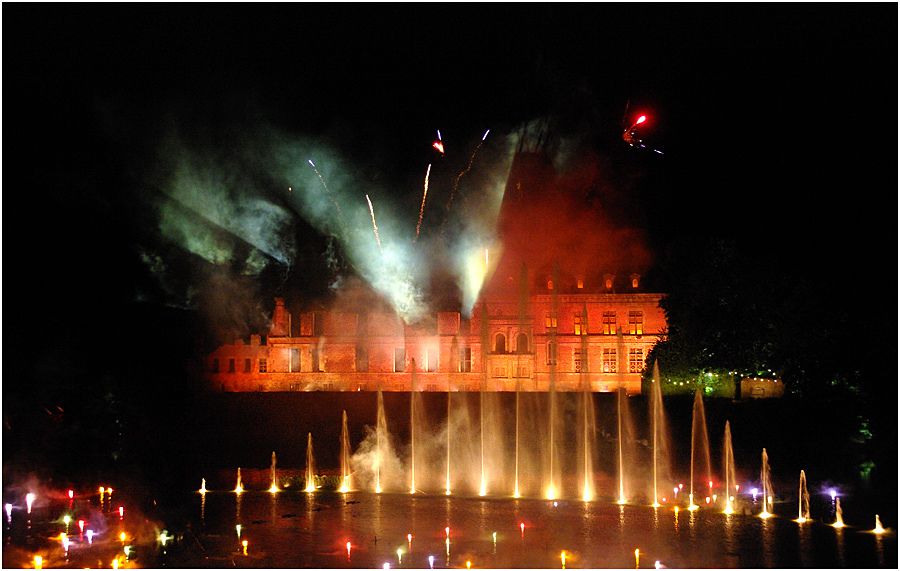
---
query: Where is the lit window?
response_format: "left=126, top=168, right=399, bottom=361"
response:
left=356, top=345, right=368, bottom=372
left=547, top=342, right=558, bottom=366
left=516, top=333, right=528, bottom=354
left=426, top=348, right=438, bottom=372
left=605, top=279, right=613, bottom=289
left=577, top=278, right=584, bottom=289
left=394, top=348, right=406, bottom=372
left=312, top=347, right=323, bottom=372
left=628, top=311, right=643, bottom=335
left=244, top=358, right=251, bottom=373
left=545, top=315, right=558, bottom=330
left=459, top=347, right=472, bottom=372
left=211, top=358, right=220, bottom=373
left=631, top=274, right=640, bottom=289
left=602, top=349, right=617, bottom=373
left=629, top=348, right=644, bottom=373
left=574, top=313, right=587, bottom=335
left=547, top=280, right=554, bottom=290
left=291, top=348, right=301, bottom=372
left=603, top=312, right=616, bottom=335
left=228, top=358, right=235, bottom=373
left=574, top=348, right=587, bottom=373
left=494, top=333, right=507, bottom=353
left=258, top=358, right=267, bottom=373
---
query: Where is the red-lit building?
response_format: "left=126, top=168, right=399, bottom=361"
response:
left=206, top=143, right=667, bottom=394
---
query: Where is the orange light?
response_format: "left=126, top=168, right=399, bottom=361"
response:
left=432, top=141, right=445, bottom=155
left=34, top=555, right=43, bottom=570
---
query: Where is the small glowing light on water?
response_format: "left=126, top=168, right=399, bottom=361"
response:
left=678, top=483, right=683, bottom=490
left=760, top=510, right=772, bottom=519
left=61, top=534, right=70, bottom=552
left=346, top=541, right=352, bottom=557
left=553, top=501, right=559, bottom=508
left=634, top=548, right=640, bottom=568
left=67, top=490, right=74, bottom=500
left=112, top=558, right=119, bottom=570
left=63, top=515, right=71, bottom=531
left=159, top=531, right=171, bottom=546
left=445, top=526, right=450, bottom=538
left=407, top=533, right=413, bottom=545
left=428, top=555, right=435, bottom=569
left=560, top=551, right=567, bottom=569
left=796, top=516, right=807, bottom=524
left=546, top=486, right=558, bottom=500
left=751, top=488, right=759, bottom=500
left=383, top=563, right=391, bottom=570
left=268, top=484, right=280, bottom=494
left=86, top=530, right=94, bottom=544
left=736, top=485, right=740, bottom=492
left=107, top=488, right=113, bottom=497
left=78, top=519, right=85, bottom=533
left=705, top=497, right=711, bottom=504
left=674, top=506, right=679, bottom=514
left=396, top=548, right=403, bottom=564
left=712, top=494, right=717, bottom=501
left=708, top=481, right=713, bottom=489
left=492, top=531, right=497, bottom=544
left=874, top=515, right=885, bottom=534
left=242, top=539, right=248, bottom=555
left=118, top=506, right=124, bottom=519
left=124, top=546, right=132, bottom=558
left=466, top=560, right=472, bottom=569
left=5, top=503, right=12, bottom=521
left=651, top=502, right=661, bottom=508
left=655, top=560, right=662, bottom=569
left=34, top=555, right=43, bottom=569
left=99, top=486, right=105, bottom=496
left=617, top=496, right=627, bottom=506
left=26, top=493, right=36, bottom=514
left=236, top=524, right=242, bottom=537
left=119, top=532, right=126, bottom=543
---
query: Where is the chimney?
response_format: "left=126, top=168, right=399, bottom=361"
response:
left=269, top=297, right=288, bottom=337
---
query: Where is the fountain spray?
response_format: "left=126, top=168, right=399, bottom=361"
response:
left=796, top=470, right=810, bottom=523
left=723, top=422, right=736, bottom=514
left=479, top=306, right=489, bottom=497
left=340, top=410, right=352, bottom=492
left=688, top=390, right=711, bottom=511
left=833, top=497, right=845, bottom=528
left=269, top=451, right=280, bottom=493
left=759, top=448, right=773, bottom=518
left=375, top=390, right=387, bottom=494
left=410, top=366, right=417, bottom=495
left=234, top=468, right=244, bottom=494
left=445, top=387, right=451, bottom=496
left=616, top=386, right=627, bottom=505
left=305, top=433, right=317, bottom=492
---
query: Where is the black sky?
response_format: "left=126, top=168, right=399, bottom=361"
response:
left=3, top=4, right=897, bottom=368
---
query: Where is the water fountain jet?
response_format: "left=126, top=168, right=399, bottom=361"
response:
left=234, top=468, right=244, bottom=494
left=796, top=470, right=810, bottom=523
left=305, top=433, right=317, bottom=492
left=268, top=451, right=280, bottom=493
left=833, top=497, right=845, bottom=528
left=340, top=410, right=352, bottom=492
left=873, top=514, right=885, bottom=534
left=688, top=390, right=711, bottom=511
left=759, top=448, right=774, bottom=518
left=722, top=422, right=736, bottom=514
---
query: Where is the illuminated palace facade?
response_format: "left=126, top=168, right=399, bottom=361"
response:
left=205, top=143, right=667, bottom=394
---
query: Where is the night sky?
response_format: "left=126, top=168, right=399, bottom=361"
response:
left=3, top=6, right=896, bottom=402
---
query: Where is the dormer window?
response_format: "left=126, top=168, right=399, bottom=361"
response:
left=576, top=278, right=584, bottom=289
left=547, top=279, right=554, bottom=290
left=630, top=273, right=640, bottom=289
left=604, top=274, right=615, bottom=290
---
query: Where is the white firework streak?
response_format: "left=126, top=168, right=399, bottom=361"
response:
left=365, top=194, right=383, bottom=253
left=414, top=163, right=432, bottom=242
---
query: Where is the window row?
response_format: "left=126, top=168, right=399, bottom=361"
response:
left=545, top=311, right=643, bottom=335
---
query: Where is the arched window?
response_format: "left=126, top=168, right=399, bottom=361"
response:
left=494, top=333, right=506, bottom=354
left=517, top=333, right=528, bottom=354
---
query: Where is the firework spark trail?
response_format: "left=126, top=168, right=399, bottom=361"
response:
left=365, top=194, right=383, bottom=253
left=308, top=159, right=346, bottom=229
left=445, top=129, right=490, bottom=214
left=414, top=163, right=432, bottom=242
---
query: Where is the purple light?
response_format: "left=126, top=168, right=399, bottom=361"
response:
left=829, top=489, right=837, bottom=500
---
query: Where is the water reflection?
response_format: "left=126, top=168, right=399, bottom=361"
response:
left=760, top=516, right=774, bottom=568
left=797, top=519, right=811, bottom=567
left=834, top=527, right=845, bottom=567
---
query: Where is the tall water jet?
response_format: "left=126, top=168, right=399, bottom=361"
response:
left=268, top=451, right=280, bottom=493
left=445, top=388, right=451, bottom=495
left=305, top=433, right=317, bottom=492
left=648, top=361, right=671, bottom=507
left=410, top=364, right=418, bottom=494
left=478, top=307, right=489, bottom=497
left=339, top=410, right=352, bottom=492
left=722, top=422, right=736, bottom=514
left=796, top=470, right=810, bottom=523
left=873, top=514, right=885, bottom=534
left=688, top=390, right=711, bottom=511
left=513, top=263, right=528, bottom=499
left=616, top=386, right=627, bottom=504
left=578, top=304, right=595, bottom=502
left=199, top=478, right=207, bottom=494
left=545, top=265, right=560, bottom=500
left=759, top=448, right=774, bottom=518
left=234, top=468, right=244, bottom=494
left=375, top=390, right=387, bottom=493
left=833, top=497, right=845, bottom=528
